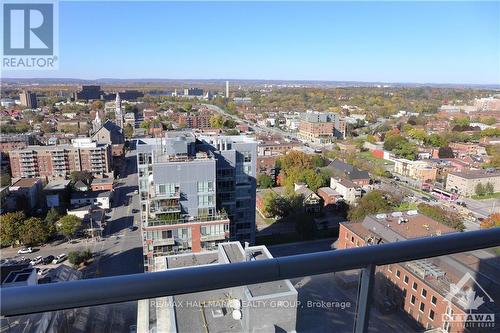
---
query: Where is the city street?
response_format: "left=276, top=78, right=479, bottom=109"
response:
left=0, top=149, right=143, bottom=333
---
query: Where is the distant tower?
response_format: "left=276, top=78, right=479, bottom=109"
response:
left=225, top=81, right=229, bottom=98
left=115, top=92, right=123, bottom=128
left=92, top=110, right=102, bottom=133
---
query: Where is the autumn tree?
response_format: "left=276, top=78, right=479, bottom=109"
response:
left=480, top=213, right=500, bottom=229
left=209, top=114, right=224, bottom=128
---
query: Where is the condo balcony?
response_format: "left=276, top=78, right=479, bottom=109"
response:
left=145, top=212, right=229, bottom=227
left=1, top=229, right=499, bottom=333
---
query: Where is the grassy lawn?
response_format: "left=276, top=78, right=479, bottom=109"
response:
left=357, top=151, right=394, bottom=166
left=471, top=192, right=500, bottom=200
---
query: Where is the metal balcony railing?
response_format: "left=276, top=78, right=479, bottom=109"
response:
left=1, top=228, right=500, bottom=333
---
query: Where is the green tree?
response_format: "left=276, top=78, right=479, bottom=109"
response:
left=438, top=147, right=454, bottom=158
left=19, top=217, right=52, bottom=246
left=70, top=171, right=93, bottom=185
left=223, top=119, right=237, bottom=128
left=475, top=183, right=486, bottom=197
left=57, top=215, right=82, bottom=239
left=348, top=191, right=395, bottom=222
left=123, top=123, right=134, bottom=139
left=0, top=211, right=24, bottom=246
left=485, top=182, right=494, bottom=194
left=257, top=174, right=273, bottom=189
left=209, top=114, right=224, bottom=128
left=0, top=171, right=11, bottom=187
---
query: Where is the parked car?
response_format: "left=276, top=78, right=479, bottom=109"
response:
left=52, top=254, right=67, bottom=264
left=30, top=256, right=43, bottom=266
left=420, top=197, right=430, bottom=203
left=134, top=189, right=139, bottom=194
left=42, top=255, right=55, bottom=265
left=18, top=257, right=30, bottom=264
left=456, top=200, right=467, bottom=207
left=128, top=226, right=137, bottom=231
left=132, top=208, right=139, bottom=213
left=37, top=268, right=50, bottom=276
left=18, top=247, right=32, bottom=254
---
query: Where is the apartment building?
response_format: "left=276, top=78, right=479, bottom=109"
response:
left=298, top=111, right=346, bottom=144
left=338, top=212, right=499, bottom=332
left=137, top=133, right=256, bottom=271
left=445, top=170, right=500, bottom=197
left=9, top=138, right=112, bottom=181
left=197, top=134, right=257, bottom=245
left=177, top=112, right=211, bottom=129
left=393, top=158, right=438, bottom=183
left=19, top=91, right=37, bottom=109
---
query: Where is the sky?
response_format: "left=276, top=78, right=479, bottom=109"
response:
left=2, top=1, right=500, bottom=84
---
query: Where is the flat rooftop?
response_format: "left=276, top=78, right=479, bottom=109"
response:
left=449, top=169, right=500, bottom=179
left=11, top=178, right=39, bottom=188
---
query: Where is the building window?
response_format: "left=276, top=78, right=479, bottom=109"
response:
left=351, top=236, right=354, bottom=243
left=404, top=275, right=409, bottom=284
left=410, top=295, right=416, bottom=305
left=419, top=302, right=425, bottom=313
left=421, top=289, right=427, bottom=299
left=429, top=309, right=435, bottom=320
left=431, top=296, right=437, bottom=306
left=197, top=181, right=214, bottom=193
left=396, top=270, right=401, bottom=279
left=412, top=282, right=418, bottom=291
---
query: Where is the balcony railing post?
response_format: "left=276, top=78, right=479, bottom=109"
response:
left=353, top=264, right=375, bottom=333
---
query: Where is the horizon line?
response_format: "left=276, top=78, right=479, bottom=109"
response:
left=2, top=77, right=500, bottom=87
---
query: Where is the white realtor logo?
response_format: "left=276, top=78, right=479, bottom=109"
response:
left=445, top=272, right=493, bottom=311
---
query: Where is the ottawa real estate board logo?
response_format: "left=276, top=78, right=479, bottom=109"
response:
left=2, top=0, right=58, bottom=70
left=443, top=272, right=495, bottom=329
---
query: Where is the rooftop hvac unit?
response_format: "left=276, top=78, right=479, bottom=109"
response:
left=375, top=213, right=387, bottom=219
left=232, top=309, right=242, bottom=320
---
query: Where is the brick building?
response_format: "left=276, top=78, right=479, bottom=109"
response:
left=9, top=138, right=112, bottom=181
left=338, top=212, right=499, bottom=332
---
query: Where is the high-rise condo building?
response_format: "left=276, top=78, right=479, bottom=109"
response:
left=136, top=132, right=256, bottom=272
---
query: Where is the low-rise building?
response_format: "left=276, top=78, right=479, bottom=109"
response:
left=317, top=186, right=341, bottom=207
left=445, top=170, right=500, bottom=197
left=90, top=178, right=114, bottom=191
left=70, top=190, right=113, bottom=210
left=7, top=178, right=42, bottom=211
left=330, top=177, right=362, bottom=204
left=44, top=179, right=71, bottom=209
left=326, top=159, right=370, bottom=186
left=393, top=159, right=437, bottom=183
left=338, top=212, right=499, bottom=333
left=0, top=264, right=37, bottom=288
left=294, top=183, right=321, bottom=213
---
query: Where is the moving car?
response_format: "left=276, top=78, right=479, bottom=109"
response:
left=52, top=254, right=67, bottom=264
left=30, top=256, right=43, bottom=266
left=18, top=247, right=32, bottom=254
